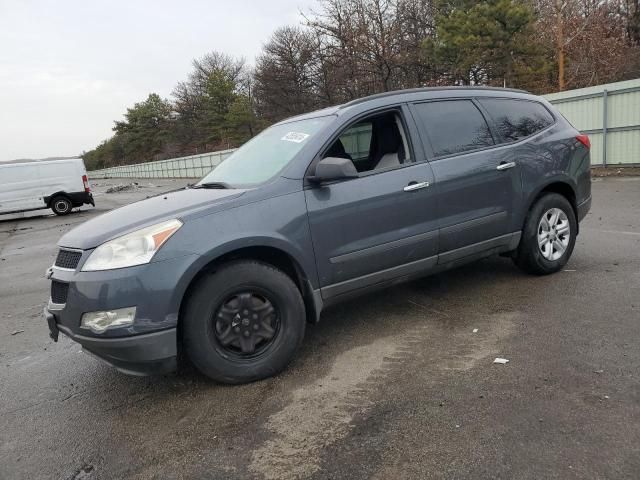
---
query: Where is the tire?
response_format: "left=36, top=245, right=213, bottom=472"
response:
left=51, top=196, right=73, bottom=216
left=183, top=261, right=306, bottom=384
left=513, top=193, right=577, bottom=275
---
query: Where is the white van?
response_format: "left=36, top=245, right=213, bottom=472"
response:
left=0, top=157, right=94, bottom=216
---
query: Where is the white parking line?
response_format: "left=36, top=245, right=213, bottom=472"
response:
left=584, top=228, right=640, bottom=236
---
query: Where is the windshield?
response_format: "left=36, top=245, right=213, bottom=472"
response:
left=198, top=116, right=332, bottom=187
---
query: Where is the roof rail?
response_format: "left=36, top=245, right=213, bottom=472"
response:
left=338, top=86, right=531, bottom=109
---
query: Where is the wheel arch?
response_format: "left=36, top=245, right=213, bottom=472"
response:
left=43, top=191, right=72, bottom=207
left=176, top=242, right=322, bottom=343
left=523, top=179, right=579, bottom=234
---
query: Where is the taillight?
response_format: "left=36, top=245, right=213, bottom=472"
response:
left=82, top=175, right=91, bottom=192
left=576, top=134, right=590, bottom=149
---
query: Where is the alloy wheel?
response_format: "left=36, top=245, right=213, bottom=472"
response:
left=537, top=207, right=570, bottom=261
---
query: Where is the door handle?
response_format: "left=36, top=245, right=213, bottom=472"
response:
left=496, top=161, right=516, bottom=171
left=403, top=181, right=430, bottom=192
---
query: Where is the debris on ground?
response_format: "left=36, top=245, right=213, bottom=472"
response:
left=591, top=166, right=640, bottom=177
left=105, top=182, right=140, bottom=194
left=70, top=464, right=95, bottom=480
left=493, top=357, right=509, bottom=364
left=10, top=330, right=24, bottom=336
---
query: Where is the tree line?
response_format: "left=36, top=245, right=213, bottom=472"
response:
left=83, top=0, right=640, bottom=170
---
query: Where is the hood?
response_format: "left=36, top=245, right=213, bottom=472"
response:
left=59, top=187, right=245, bottom=249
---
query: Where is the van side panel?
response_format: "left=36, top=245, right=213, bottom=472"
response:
left=39, top=162, right=85, bottom=200
left=0, top=164, right=44, bottom=213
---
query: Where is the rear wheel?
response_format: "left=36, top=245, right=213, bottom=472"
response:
left=513, top=193, right=577, bottom=275
left=51, top=196, right=72, bottom=216
left=183, top=261, right=306, bottom=384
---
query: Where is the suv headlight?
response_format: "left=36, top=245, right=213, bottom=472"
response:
left=82, top=219, right=182, bottom=271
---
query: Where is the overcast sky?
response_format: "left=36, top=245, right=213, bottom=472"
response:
left=0, top=0, right=317, bottom=162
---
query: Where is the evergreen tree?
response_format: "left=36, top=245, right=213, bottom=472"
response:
left=112, top=93, right=173, bottom=161
left=424, top=0, right=547, bottom=88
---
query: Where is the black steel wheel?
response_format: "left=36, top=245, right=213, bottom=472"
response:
left=51, top=196, right=72, bottom=216
left=183, top=260, right=306, bottom=384
left=213, top=291, right=280, bottom=359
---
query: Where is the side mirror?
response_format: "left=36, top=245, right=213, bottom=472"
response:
left=309, top=157, right=358, bottom=183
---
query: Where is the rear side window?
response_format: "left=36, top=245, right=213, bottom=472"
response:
left=412, top=100, right=494, bottom=157
left=478, top=98, right=554, bottom=143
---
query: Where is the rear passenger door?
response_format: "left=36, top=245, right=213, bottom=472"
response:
left=409, top=99, right=521, bottom=261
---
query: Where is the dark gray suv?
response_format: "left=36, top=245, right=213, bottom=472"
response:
left=45, top=87, right=591, bottom=383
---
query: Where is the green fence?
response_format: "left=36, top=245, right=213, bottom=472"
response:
left=544, top=78, right=640, bottom=166
left=88, top=149, right=237, bottom=179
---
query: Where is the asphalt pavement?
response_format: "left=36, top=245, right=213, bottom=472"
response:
left=1, top=177, right=639, bottom=480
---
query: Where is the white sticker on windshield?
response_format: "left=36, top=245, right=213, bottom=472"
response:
left=281, top=132, right=310, bottom=143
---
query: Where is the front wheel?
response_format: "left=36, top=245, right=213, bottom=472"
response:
left=513, top=193, right=577, bottom=275
left=183, top=261, right=306, bottom=384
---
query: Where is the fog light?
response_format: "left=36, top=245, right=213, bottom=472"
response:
left=81, top=307, right=136, bottom=333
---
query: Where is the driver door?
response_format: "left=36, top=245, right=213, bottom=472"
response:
left=304, top=106, right=439, bottom=299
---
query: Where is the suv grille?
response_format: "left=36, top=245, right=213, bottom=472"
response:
left=51, top=281, right=69, bottom=304
left=55, top=249, right=82, bottom=269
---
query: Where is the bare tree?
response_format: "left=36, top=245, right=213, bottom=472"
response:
left=254, top=26, right=325, bottom=122
left=304, top=0, right=436, bottom=97
left=534, top=0, right=640, bottom=90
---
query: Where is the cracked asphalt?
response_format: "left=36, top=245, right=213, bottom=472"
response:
left=1, top=176, right=639, bottom=480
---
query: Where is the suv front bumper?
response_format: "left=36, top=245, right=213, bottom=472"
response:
left=45, top=307, right=176, bottom=375
left=44, top=253, right=200, bottom=376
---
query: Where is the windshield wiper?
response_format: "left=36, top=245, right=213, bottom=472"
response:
left=191, top=182, right=230, bottom=189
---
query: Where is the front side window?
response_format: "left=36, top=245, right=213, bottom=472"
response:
left=198, top=116, right=331, bottom=187
left=412, top=100, right=494, bottom=157
left=324, top=111, right=411, bottom=173
left=339, top=122, right=373, bottom=163
left=478, top=98, right=554, bottom=143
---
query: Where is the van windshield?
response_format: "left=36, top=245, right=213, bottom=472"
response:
left=198, top=116, right=331, bottom=188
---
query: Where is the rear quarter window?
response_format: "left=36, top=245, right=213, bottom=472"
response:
left=478, top=98, right=554, bottom=143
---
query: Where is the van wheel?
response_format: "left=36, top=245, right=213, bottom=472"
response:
left=183, top=261, right=306, bottom=384
left=51, top=196, right=73, bottom=216
left=513, top=193, right=577, bottom=275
